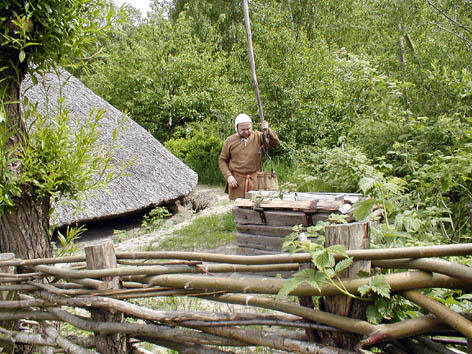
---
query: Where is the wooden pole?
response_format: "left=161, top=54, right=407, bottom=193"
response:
left=242, top=0, right=269, bottom=146
left=85, top=241, right=127, bottom=354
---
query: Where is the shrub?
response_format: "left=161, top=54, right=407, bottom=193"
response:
left=165, top=121, right=225, bottom=185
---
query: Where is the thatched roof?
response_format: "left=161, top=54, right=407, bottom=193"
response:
left=21, top=68, right=198, bottom=228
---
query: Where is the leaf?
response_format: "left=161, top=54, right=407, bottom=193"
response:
left=278, top=268, right=318, bottom=297
left=458, top=294, right=472, bottom=300
left=327, top=244, right=348, bottom=257
left=371, top=275, right=391, bottom=298
left=358, top=283, right=372, bottom=297
left=358, top=177, right=376, bottom=194
left=335, top=257, right=353, bottom=273
left=313, top=250, right=334, bottom=268
left=366, top=304, right=383, bottom=324
left=19, top=50, right=26, bottom=63
left=0, top=110, right=4, bottom=123
left=353, top=199, right=375, bottom=221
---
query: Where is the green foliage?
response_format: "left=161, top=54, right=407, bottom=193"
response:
left=53, top=225, right=86, bottom=257
left=358, top=275, right=391, bottom=299
left=165, top=120, right=225, bottom=185
left=0, top=121, right=22, bottom=214
left=142, top=206, right=172, bottom=232
left=81, top=11, right=240, bottom=142
left=0, top=0, right=117, bottom=71
left=1, top=100, right=127, bottom=219
left=279, top=222, right=363, bottom=299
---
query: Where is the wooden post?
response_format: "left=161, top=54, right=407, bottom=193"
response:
left=318, top=222, right=371, bottom=350
left=85, top=241, right=127, bottom=353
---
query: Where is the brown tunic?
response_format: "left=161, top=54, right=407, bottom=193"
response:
left=218, top=129, right=280, bottom=200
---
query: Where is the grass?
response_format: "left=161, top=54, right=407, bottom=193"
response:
left=154, top=210, right=236, bottom=251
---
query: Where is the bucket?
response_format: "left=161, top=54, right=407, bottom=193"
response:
left=256, top=171, right=278, bottom=190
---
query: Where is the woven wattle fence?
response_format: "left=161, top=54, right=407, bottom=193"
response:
left=1, top=239, right=472, bottom=353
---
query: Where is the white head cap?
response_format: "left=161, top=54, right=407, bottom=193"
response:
left=235, top=113, right=252, bottom=133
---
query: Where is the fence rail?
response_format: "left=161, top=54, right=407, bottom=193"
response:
left=0, top=241, right=471, bottom=353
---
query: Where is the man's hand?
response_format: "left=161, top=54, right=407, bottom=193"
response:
left=227, top=175, right=238, bottom=188
left=261, top=120, right=269, bottom=130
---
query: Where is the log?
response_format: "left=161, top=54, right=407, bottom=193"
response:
left=85, top=241, right=127, bottom=354
left=318, top=222, right=371, bottom=350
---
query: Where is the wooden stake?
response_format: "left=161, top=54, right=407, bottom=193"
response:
left=85, top=241, right=127, bottom=353
left=318, top=222, right=371, bottom=350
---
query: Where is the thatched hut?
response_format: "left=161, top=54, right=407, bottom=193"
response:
left=21, top=68, right=198, bottom=228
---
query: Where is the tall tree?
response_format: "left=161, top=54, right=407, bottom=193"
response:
left=0, top=0, right=116, bottom=259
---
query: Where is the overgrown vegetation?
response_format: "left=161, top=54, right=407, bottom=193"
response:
left=64, top=0, right=472, bottom=351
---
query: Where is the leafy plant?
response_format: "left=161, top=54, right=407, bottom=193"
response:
left=142, top=206, right=172, bottom=232
left=165, top=120, right=225, bottom=185
left=279, top=221, right=363, bottom=299
left=1, top=99, right=129, bottom=220
left=53, top=225, right=86, bottom=257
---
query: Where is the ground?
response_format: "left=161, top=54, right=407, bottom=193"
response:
left=75, top=184, right=235, bottom=253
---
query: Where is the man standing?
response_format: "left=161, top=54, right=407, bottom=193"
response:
left=219, top=113, right=280, bottom=200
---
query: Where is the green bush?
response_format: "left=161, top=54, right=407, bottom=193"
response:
left=165, top=122, right=225, bottom=185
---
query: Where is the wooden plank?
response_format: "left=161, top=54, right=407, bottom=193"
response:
left=236, top=233, right=284, bottom=252
left=234, top=198, right=344, bottom=211
left=246, top=191, right=363, bottom=204
left=232, top=207, right=330, bottom=226
left=235, top=224, right=295, bottom=237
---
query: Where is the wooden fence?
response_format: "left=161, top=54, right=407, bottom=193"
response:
left=0, top=239, right=472, bottom=353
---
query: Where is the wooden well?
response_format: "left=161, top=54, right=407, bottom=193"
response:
left=233, top=191, right=363, bottom=254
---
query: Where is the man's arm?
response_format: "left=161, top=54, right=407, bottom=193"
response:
left=218, top=139, right=238, bottom=188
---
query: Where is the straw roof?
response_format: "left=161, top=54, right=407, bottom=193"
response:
left=21, top=68, right=198, bottom=228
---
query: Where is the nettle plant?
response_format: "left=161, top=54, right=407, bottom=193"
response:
left=278, top=219, right=392, bottom=324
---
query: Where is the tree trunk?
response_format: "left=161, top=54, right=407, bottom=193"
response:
left=0, top=193, right=52, bottom=259
left=0, top=59, right=53, bottom=260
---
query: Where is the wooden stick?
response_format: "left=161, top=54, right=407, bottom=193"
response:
left=148, top=271, right=470, bottom=297
left=197, top=325, right=355, bottom=354
left=135, top=337, right=238, bottom=354
left=44, top=325, right=97, bottom=354
left=372, top=258, right=472, bottom=282
left=115, top=243, right=472, bottom=263
left=2, top=244, right=471, bottom=268
left=30, top=263, right=299, bottom=279
left=401, top=290, right=472, bottom=339
left=242, top=0, right=268, bottom=147
left=46, top=307, right=247, bottom=346
left=200, top=293, right=377, bottom=336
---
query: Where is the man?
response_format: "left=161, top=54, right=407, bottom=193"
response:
left=218, top=113, right=280, bottom=200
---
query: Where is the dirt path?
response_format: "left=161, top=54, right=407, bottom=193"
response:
left=76, top=184, right=234, bottom=252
